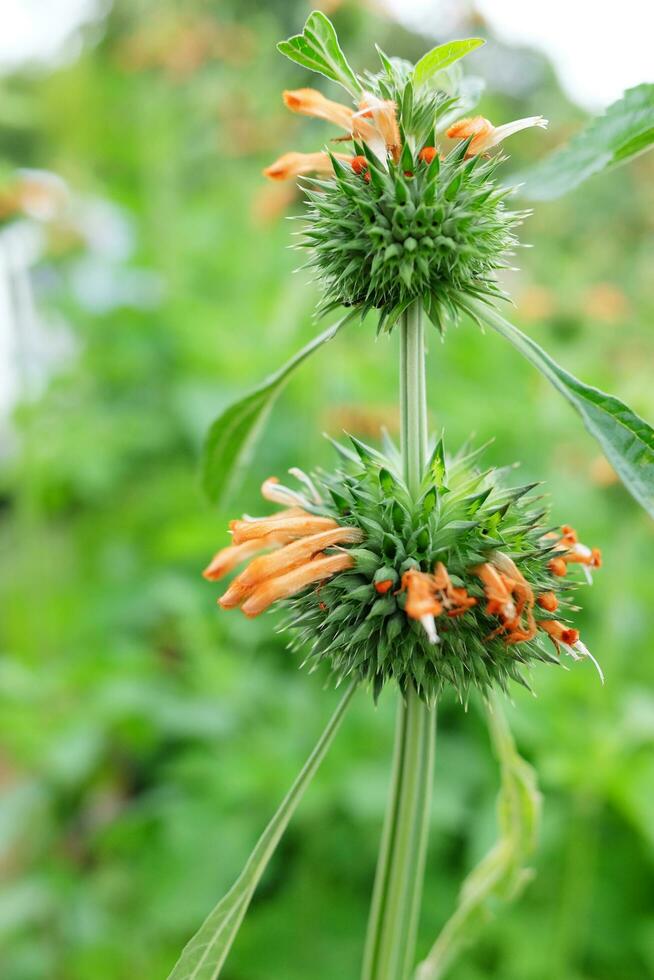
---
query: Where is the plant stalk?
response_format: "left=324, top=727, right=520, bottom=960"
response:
left=361, top=303, right=436, bottom=980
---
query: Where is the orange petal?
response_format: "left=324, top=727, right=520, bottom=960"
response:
left=263, top=150, right=352, bottom=181
left=446, top=116, right=493, bottom=154
left=537, top=591, right=558, bottom=612
left=283, top=88, right=354, bottom=130
left=219, top=526, right=362, bottom=607
left=239, top=552, right=354, bottom=617
left=230, top=514, right=339, bottom=545
left=203, top=537, right=281, bottom=582
left=402, top=569, right=442, bottom=620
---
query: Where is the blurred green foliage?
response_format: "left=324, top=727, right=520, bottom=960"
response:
left=0, top=3, right=653, bottom=979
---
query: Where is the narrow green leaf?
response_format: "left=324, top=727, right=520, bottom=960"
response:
left=201, top=311, right=355, bottom=504
left=415, top=694, right=541, bottom=980
left=277, top=11, right=362, bottom=97
left=466, top=300, right=654, bottom=519
left=413, top=38, right=485, bottom=89
left=516, top=83, right=654, bottom=200
left=167, top=683, right=356, bottom=980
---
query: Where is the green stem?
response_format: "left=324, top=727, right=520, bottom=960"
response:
left=361, top=303, right=436, bottom=980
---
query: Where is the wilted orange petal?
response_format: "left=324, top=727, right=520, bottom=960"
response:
left=540, top=620, right=580, bottom=646
left=283, top=88, right=354, bottom=130
left=537, top=591, right=558, bottom=612
left=219, top=525, right=363, bottom=607
left=231, top=513, right=338, bottom=545
left=402, top=570, right=442, bottom=620
left=240, top=552, right=354, bottom=617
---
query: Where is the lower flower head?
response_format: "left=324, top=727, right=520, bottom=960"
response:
left=204, top=437, right=603, bottom=704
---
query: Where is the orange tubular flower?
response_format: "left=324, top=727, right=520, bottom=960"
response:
left=263, top=150, right=353, bottom=181
left=219, top=525, right=363, bottom=608
left=539, top=620, right=580, bottom=647
left=446, top=114, right=548, bottom=156
left=230, top=513, right=338, bottom=545
left=240, top=552, right=354, bottom=617
left=283, top=88, right=354, bottom=130
left=204, top=479, right=363, bottom=619
left=264, top=86, right=402, bottom=180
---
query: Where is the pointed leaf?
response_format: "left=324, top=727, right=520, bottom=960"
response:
left=466, top=300, right=654, bottom=519
left=167, top=683, right=356, bottom=980
left=515, top=84, right=654, bottom=200
left=277, top=11, right=362, bottom=97
left=201, top=312, right=355, bottom=504
left=413, top=38, right=485, bottom=89
left=416, top=694, right=541, bottom=980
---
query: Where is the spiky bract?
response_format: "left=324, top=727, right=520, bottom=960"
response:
left=305, top=143, right=523, bottom=334
left=280, top=437, right=576, bottom=705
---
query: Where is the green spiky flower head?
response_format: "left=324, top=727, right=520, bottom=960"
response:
left=265, top=12, right=547, bottom=332
left=205, top=436, right=602, bottom=706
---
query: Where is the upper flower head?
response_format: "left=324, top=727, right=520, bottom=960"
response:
left=263, top=30, right=547, bottom=332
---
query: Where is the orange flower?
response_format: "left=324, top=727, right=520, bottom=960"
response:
left=263, top=150, right=352, bottom=180
left=230, top=513, right=338, bottom=545
left=265, top=87, right=400, bottom=180
left=544, top=524, right=602, bottom=582
left=283, top=88, right=354, bottom=130
left=240, top=552, right=354, bottom=617
left=204, top=480, right=362, bottom=618
left=446, top=115, right=547, bottom=155
left=401, top=563, right=475, bottom=644
left=219, top=525, right=363, bottom=608
left=473, top=553, right=536, bottom=644
left=540, top=619, right=579, bottom=647
left=537, top=591, right=559, bottom=612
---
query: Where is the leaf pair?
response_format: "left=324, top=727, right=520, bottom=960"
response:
left=278, top=9, right=484, bottom=99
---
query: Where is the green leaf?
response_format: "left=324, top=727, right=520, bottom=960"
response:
left=415, top=694, right=541, bottom=980
left=516, top=84, right=654, bottom=200
left=277, top=11, right=362, bottom=97
left=167, top=683, right=356, bottom=980
left=201, top=311, right=355, bottom=504
left=465, top=300, right=654, bottom=519
left=413, top=38, right=485, bottom=89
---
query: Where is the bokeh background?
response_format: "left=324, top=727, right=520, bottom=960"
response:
left=1, top=2, right=653, bottom=978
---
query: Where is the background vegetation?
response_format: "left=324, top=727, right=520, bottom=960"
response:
left=1, top=2, right=653, bottom=978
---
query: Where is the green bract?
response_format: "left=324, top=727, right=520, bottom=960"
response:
left=305, top=142, right=524, bottom=333
left=279, top=437, right=578, bottom=705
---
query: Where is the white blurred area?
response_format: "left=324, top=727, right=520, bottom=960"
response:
left=385, top=0, right=654, bottom=109
left=0, top=0, right=652, bottom=108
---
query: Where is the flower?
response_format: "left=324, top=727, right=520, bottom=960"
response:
left=446, top=115, right=548, bottom=155
left=203, top=477, right=363, bottom=618
left=261, top=54, right=547, bottom=331
left=544, top=524, right=602, bottom=583
left=204, top=438, right=603, bottom=703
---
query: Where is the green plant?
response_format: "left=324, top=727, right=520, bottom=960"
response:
left=169, top=13, right=654, bottom=980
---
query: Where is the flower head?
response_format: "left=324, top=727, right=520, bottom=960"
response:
left=204, top=437, right=602, bottom=704
left=264, top=33, right=547, bottom=332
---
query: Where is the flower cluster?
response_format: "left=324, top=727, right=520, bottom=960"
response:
left=264, top=49, right=546, bottom=331
left=204, top=438, right=602, bottom=704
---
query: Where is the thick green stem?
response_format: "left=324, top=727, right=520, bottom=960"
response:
left=361, top=303, right=436, bottom=980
